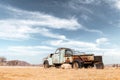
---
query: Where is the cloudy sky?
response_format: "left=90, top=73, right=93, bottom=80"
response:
left=0, top=0, right=120, bottom=64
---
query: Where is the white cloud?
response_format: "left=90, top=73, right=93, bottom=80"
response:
left=38, top=28, right=67, bottom=40
left=0, top=21, right=31, bottom=40
left=5, top=46, right=55, bottom=56
left=96, top=37, right=109, bottom=45
left=0, top=19, right=67, bottom=40
left=83, top=27, right=103, bottom=34
left=49, top=39, right=96, bottom=51
left=81, top=14, right=90, bottom=20
left=48, top=39, right=96, bottom=54
left=0, top=5, right=82, bottom=40
left=68, top=1, right=93, bottom=14
left=0, top=5, right=103, bottom=40
left=101, top=0, right=120, bottom=10
left=68, top=0, right=103, bottom=34
left=5, top=5, right=81, bottom=30
left=49, top=38, right=109, bottom=50
left=71, top=0, right=96, bottom=4
left=114, top=0, right=120, bottom=9
left=103, top=48, right=120, bottom=56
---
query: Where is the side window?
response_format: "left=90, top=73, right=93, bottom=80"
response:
left=55, top=49, right=60, bottom=54
left=65, top=49, right=72, bottom=57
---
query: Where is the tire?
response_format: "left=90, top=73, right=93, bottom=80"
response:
left=44, top=61, right=49, bottom=68
left=95, top=62, right=104, bottom=69
left=73, top=62, right=79, bottom=69
left=72, top=61, right=83, bottom=69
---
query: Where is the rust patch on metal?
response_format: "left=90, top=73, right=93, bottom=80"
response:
left=65, top=57, right=70, bottom=63
left=72, top=55, right=82, bottom=61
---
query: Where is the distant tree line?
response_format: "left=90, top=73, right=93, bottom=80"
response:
left=112, top=64, right=120, bottom=68
left=0, top=57, right=7, bottom=66
left=0, top=57, right=31, bottom=66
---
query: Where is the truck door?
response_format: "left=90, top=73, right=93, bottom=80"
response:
left=52, top=49, right=60, bottom=63
left=64, top=49, right=73, bottom=63
left=59, top=49, right=65, bottom=63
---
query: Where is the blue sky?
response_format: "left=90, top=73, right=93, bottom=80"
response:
left=0, top=0, right=120, bottom=64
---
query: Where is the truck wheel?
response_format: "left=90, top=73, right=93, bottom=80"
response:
left=72, top=62, right=79, bottom=69
left=44, top=61, right=49, bottom=68
left=95, top=62, right=104, bottom=69
left=72, top=61, right=83, bottom=69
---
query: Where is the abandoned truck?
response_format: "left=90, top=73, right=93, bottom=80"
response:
left=43, top=48, right=104, bottom=69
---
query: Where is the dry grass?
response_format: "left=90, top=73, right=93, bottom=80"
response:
left=0, top=66, right=120, bottom=80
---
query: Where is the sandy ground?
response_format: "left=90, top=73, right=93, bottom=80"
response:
left=0, top=66, right=120, bottom=80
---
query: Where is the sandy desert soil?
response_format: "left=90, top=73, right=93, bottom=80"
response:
left=0, top=66, right=120, bottom=80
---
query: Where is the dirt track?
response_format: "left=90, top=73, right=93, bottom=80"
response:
left=0, top=66, right=120, bottom=80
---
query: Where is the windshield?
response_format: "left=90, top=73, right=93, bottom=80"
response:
left=65, top=49, right=73, bottom=57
